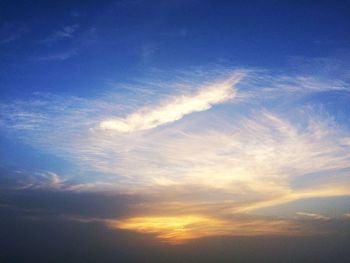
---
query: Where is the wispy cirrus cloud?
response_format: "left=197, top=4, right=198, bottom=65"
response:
left=296, top=212, right=330, bottom=221
left=0, top=22, right=28, bottom=44
left=1, top=67, right=350, bottom=242
left=34, top=49, right=78, bottom=61
left=32, top=24, right=84, bottom=61
left=100, top=72, right=244, bottom=132
left=42, top=24, right=79, bottom=43
left=0, top=168, right=66, bottom=191
left=17, top=171, right=65, bottom=190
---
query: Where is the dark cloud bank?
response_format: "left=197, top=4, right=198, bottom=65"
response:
left=1, top=176, right=350, bottom=263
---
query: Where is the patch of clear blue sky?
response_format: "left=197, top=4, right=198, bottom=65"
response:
left=0, top=0, right=349, bottom=99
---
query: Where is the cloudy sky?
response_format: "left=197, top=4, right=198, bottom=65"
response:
left=1, top=0, right=350, bottom=262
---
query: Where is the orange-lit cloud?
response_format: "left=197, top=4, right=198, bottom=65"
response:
left=108, top=215, right=305, bottom=244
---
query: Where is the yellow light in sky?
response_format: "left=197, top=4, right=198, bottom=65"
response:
left=111, top=216, right=216, bottom=244
left=108, top=215, right=304, bottom=244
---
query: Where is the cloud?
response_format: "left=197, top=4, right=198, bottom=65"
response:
left=100, top=72, right=244, bottom=132
left=34, top=49, right=78, bottom=61
left=1, top=67, right=350, bottom=238
left=140, top=43, right=161, bottom=60
left=296, top=212, right=330, bottom=221
left=0, top=169, right=66, bottom=191
left=33, top=24, right=98, bottom=62
left=1, top=182, right=346, bottom=247
left=42, top=24, right=79, bottom=43
left=0, top=23, right=28, bottom=44
left=22, top=171, right=65, bottom=190
left=109, top=215, right=305, bottom=244
left=237, top=70, right=349, bottom=102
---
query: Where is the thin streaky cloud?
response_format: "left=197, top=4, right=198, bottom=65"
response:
left=5, top=170, right=66, bottom=191
left=1, top=68, right=349, bottom=216
left=0, top=23, right=28, bottom=44
left=296, top=212, right=330, bottom=221
left=35, top=49, right=78, bottom=61
left=42, top=24, right=79, bottom=43
left=100, top=72, right=245, bottom=132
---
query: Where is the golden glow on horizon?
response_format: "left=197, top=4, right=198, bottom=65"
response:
left=113, top=216, right=215, bottom=244
left=109, top=215, right=304, bottom=244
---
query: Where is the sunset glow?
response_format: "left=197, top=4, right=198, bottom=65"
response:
left=111, top=215, right=305, bottom=244
left=1, top=1, right=350, bottom=262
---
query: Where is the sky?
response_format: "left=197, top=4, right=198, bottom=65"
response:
left=1, top=0, right=350, bottom=262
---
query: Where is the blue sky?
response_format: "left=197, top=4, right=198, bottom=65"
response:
left=1, top=0, right=350, bottom=258
left=1, top=0, right=349, bottom=98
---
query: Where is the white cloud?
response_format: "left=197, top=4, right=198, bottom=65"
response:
left=296, top=212, right=330, bottom=220
left=100, top=72, right=244, bottom=132
left=1, top=68, right=350, bottom=216
left=237, top=70, right=349, bottom=102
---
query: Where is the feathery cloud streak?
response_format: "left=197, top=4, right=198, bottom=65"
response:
left=1, top=67, right=350, bottom=242
left=99, top=72, right=244, bottom=132
left=296, top=212, right=330, bottom=221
